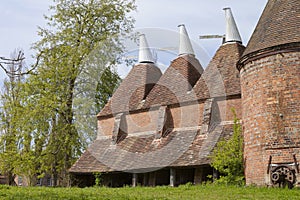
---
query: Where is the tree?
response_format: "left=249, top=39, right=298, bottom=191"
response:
left=210, top=109, right=244, bottom=185
left=95, top=67, right=121, bottom=114
left=20, top=0, right=136, bottom=186
left=72, top=38, right=124, bottom=146
left=0, top=51, right=25, bottom=77
left=0, top=49, right=27, bottom=185
left=0, top=0, right=135, bottom=186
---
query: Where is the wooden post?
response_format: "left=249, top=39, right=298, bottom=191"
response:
left=194, top=168, right=203, bottom=184
left=170, top=168, right=176, bottom=187
left=293, top=154, right=299, bottom=173
left=148, top=172, right=156, bottom=186
left=267, top=155, right=272, bottom=174
left=132, top=173, right=138, bottom=187
left=143, top=173, right=149, bottom=186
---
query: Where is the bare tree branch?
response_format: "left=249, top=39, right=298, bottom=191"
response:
left=0, top=51, right=43, bottom=77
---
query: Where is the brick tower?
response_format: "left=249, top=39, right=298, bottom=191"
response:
left=238, top=0, right=300, bottom=187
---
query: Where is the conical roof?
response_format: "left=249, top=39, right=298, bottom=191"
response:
left=144, top=54, right=203, bottom=107
left=98, top=63, right=162, bottom=117
left=143, top=26, right=203, bottom=107
left=193, top=42, right=245, bottom=99
left=242, top=0, right=300, bottom=57
left=98, top=34, right=162, bottom=117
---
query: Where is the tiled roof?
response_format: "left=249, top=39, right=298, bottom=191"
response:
left=143, top=55, right=203, bottom=107
left=193, top=42, right=245, bottom=99
left=69, top=149, right=112, bottom=173
left=98, top=63, right=162, bottom=117
left=242, top=0, right=300, bottom=57
left=69, top=124, right=233, bottom=173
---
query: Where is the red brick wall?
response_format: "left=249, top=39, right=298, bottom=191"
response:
left=217, top=98, right=242, bottom=122
left=126, top=110, right=159, bottom=134
left=98, top=101, right=207, bottom=138
left=170, top=104, right=203, bottom=128
left=97, top=97, right=242, bottom=138
left=97, top=118, right=115, bottom=137
left=240, top=52, right=300, bottom=185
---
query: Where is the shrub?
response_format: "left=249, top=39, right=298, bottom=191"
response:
left=210, top=109, right=244, bottom=185
left=93, top=172, right=102, bottom=187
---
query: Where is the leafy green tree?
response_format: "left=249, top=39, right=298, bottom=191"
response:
left=95, top=67, right=121, bottom=113
left=93, top=172, right=102, bottom=187
left=0, top=80, right=19, bottom=185
left=0, top=0, right=135, bottom=186
left=0, top=49, right=27, bottom=185
left=32, top=0, right=135, bottom=186
left=73, top=65, right=121, bottom=146
left=210, top=109, right=244, bottom=185
left=72, top=38, right=124, bottom=146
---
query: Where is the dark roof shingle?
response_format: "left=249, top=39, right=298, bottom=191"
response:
left=242, top=0, right=300, bottom=57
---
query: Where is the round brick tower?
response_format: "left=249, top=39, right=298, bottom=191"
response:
left=237, top=0, right=300, bottom=187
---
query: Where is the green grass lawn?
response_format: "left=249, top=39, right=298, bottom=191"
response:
left=0, top=184, right=299, bottom=200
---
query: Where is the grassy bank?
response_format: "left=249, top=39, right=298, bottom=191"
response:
left=0, top=184, right=299, bottom=200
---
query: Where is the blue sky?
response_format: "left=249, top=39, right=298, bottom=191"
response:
left=0, top=0, right=268, bottom=80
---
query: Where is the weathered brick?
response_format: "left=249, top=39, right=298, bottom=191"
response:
left=240, top=51, right=300, bottom=186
